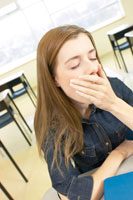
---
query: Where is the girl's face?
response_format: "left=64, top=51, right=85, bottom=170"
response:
left=54, top=33, right=99, bottom=104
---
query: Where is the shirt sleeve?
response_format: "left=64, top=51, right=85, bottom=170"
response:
left=43, top=142, right=93, bottom=200
left=109, top=78, right=133, bottom=106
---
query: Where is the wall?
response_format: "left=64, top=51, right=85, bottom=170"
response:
left=0, top=58, right=37, bottom=89
left=0, top=0, right=132, bottom=88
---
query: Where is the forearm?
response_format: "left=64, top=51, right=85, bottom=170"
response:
left=91, top=150, right=125, bottom=200
left=110, top=97, right=133, bottom=131
left=59, top=150, right=127, bottom=200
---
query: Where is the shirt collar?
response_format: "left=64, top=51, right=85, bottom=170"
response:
left=82, top=104, right=97, bottom=124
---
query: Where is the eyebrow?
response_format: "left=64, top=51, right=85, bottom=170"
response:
left=64, top=48, right=96, bottom=64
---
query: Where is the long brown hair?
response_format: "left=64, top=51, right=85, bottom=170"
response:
left=34, top=25, right=100, bottom=172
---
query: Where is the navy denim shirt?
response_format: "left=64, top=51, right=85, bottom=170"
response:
left=43, top=78, right=133, bottom=200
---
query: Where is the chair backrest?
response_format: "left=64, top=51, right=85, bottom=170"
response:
left=10, top=81, right=28, bottom=99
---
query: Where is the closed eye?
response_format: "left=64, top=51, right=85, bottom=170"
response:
left=71, top=63, right=80, bottom=69
left=90, top=58, right=97, bottom=61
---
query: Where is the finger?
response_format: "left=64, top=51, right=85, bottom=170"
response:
left=70, top=79, right=103, bottom=91
left=78, top=74, right=104, bottom=85
left=70, top=83, right=100, bottom=97
left=75, top=90, right=96, bottom=102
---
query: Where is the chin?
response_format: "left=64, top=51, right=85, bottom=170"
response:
left=70, top=95, right=91, bottom=106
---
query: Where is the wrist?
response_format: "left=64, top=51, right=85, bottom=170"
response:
left=112, top=149, right=126, bottom=160
left=109, top=97, right=122, bottom=114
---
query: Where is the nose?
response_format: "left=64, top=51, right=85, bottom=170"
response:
left=83, top=58, right=98, bottom=75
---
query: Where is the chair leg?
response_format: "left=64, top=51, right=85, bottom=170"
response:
left=116, top=40, right=128, bottom=73
left=8, top=94, right=32, bottom=133
left=25, top=89, right=36, bottom=108
left=113, top=49, right=122, bottom=69
left=22, top=74, right=37, bottom=107
left=23, top=74, right=37, bottom=99
left=0, top=141, right=28, bottom=183
left=0, top=182, right=14, bottom=200
left=127, top=38, right=133, bottom=56
left=5, top=103, right=31, bottom=146
left=109, top=37, right=122, bottom=70
left=118, top=49, right=128, bottom=73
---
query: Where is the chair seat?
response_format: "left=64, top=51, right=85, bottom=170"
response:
left=114, top=41, right=129, bottom=51
left=11, top=87, right=27, bottom=99
left=0, top=107, right=14, bottom=128
left=11, top=83, right=29, bottom=99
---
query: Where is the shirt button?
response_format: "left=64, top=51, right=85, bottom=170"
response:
left=105, top=142, right=109, bottom=146
left=81, top=151, right=85, bottom=155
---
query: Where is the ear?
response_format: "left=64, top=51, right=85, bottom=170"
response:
left=54, top=77, right=60, bottom=87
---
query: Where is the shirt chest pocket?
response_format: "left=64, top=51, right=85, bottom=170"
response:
left=78, top=146, right=98, bottom=166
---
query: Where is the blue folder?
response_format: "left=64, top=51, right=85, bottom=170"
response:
left=104, top=172, right=133, bottom=200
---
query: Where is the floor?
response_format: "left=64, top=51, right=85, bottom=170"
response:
left=0, top=93, right=51, bottom=200
left=0, top=49, right=133, bottom=200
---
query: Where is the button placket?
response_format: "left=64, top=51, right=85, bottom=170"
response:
left=92, top=122, right=112, bottom=154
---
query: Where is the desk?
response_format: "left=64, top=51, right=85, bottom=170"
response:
left=125, top=31, right=133, bottom=55
left=107, top=24, right=133, bottom=40
left=0, top=71, right=36, bottom=133
left=43, top=155, right=133, bottom=200
left=0, top=90, right=31, bottom=146
left=107, top=24, right=133, bottom=72
left=0, top=76, right=32, bottom=133
left=0, top=91, right=29, bottom=198
left=0, top=71, right=36, bottom=107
